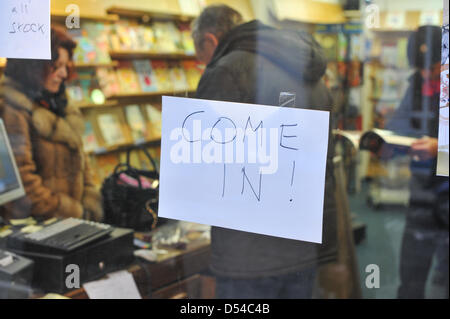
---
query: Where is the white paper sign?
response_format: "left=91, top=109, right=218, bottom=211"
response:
left=82, top=271, right=142, bottom=299
left=158, top=96, right=330, bottom=243
left=0, top=0, right=51, bottom=60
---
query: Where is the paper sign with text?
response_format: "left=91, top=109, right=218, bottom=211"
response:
left=0, top=0, right=51, bottom=60
left=158, top=96, right=330, bottom=243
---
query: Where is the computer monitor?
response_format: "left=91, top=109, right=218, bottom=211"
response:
left=0, top=119, right=25, bottom=205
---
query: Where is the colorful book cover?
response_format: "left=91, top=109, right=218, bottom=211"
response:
left=145, top=104, right=162, bottom=138
left=169, top=64, right=189, bottom=91
left=72, top=36, right=97, bottom=64
left=182, top=60, right=204, bottom=90
left=116, top=23, right=134, bottom=51
left=136, top=26, right=155, bottom=51
left=179, top=22, right=195, bottom=55
left=66, top=79, right=85, bottom=104
left=132, top=60, right=159, bottom=92
left=77, top=70, right=97, bottom=103
left=96, top=67, right=121, bottom=97
left=76, top=69, right=105, bottom=104
left=84, top=22, right=112, bottom=63
left=125, top=105, right=148, bottom=143
left=152, top=22, right=182, bottom=52
left=151, top=60, right=173, bottom=92
left=116, top=61, right=141, bottom=93
left=97, top=113, right=127, bottom=146
left=83, top=120, right=99, bottom=152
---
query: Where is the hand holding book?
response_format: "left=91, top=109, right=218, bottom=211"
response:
left=410, top=137, right=438, bottom=161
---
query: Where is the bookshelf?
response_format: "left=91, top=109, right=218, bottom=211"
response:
left=76, top=100, right=119, bottom=110
left=106, top=6, right=196, bottom=22
left=87, top=138, right=161, bottom=156
left=75, top=62, right=119, bottom=69
left=109, top=51, right=196, bottom=60
left=51, top=11, right=120, bottom=23
left=0, top=7, right=202, bottom=187
left=63, top=7, right=202, bottom=186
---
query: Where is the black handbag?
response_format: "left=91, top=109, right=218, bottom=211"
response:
left=101, top=146, right=162, bottom=232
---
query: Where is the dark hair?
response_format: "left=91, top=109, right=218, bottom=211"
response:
left=4, top=25, right=77, bottom=93
left=192, top=4, right=243, bottom=47
left=407, top=25, right=442, bottom=69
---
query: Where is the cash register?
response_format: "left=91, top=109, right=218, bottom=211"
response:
left=0, top=119, right=34, bottom=298
left=0, top=119, right=134, bottom=294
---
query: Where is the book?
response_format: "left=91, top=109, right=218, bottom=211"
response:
left=333, top=129, right=417, bottom=158
left=82, top=120, right=99, bottom=152
left=97, top=113, right=127, bottom=146
left=124, top=105, right=148, bottom=143
left=132, top=60, right=159, bottom=92
left=116, top=61, right=141, bottom=93
left=152, top=22, right=182, bottom=52
left=136, top=26, right=155, bottom=51
left=179, top=22, right=195, bottom=55
left=182, top=60, right=203, bottom=90
left=144, top=104, right=162, bottom=139
left=69, top=22, right=112, bottom=64
left=66, top=79, right=85, bottom=104
left=151, top=60, right=173, bottom=92
left=95, top=67, right=121, bottom=98
left=169, top=63, right=189, bottom=91
left=75, top=69, right=105, bottom=104
left=72, top=36, right=98, bottom=64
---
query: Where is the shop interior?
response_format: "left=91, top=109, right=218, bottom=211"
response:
left=0, top=0, right=448, bottom=299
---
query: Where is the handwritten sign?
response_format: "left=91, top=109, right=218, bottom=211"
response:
left=158, top=96, right=330, bottom=243
left=0, top=0, right=51, bottom=59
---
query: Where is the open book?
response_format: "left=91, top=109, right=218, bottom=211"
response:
left=333, top=129, right=417, bottom=157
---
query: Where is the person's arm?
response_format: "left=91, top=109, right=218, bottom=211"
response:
left=81, top=156, right=103, bottom=222
left=3, top=107, right=83, bottom=219
left=410, top=136, right=438, bottom=161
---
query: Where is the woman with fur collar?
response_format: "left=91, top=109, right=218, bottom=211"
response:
left=0, top=26, right=103, bottom=222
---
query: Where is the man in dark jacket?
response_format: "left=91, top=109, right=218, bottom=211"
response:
left=192, top=5, right=337, bottom=298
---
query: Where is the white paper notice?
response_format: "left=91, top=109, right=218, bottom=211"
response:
left=0, top=0, right=51, bottom=60
left=159, top=96, right=330, bottom=243
left=82, top=271, right=142, bottom=299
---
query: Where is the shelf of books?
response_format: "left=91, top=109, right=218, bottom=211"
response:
left=62, top=6, right=203, bottom=188
left=51, top=11, right=120, bottom=23
left=106, top=6, right=196, bottom=23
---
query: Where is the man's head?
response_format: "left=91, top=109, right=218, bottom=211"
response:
left=192, top=5, right=243, bottom=64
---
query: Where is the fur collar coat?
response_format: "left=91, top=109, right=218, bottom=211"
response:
left=0, top=77, right=102, bottom=221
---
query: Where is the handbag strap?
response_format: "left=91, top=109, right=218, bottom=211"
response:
left=126, top=145, right=159, bottom=175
